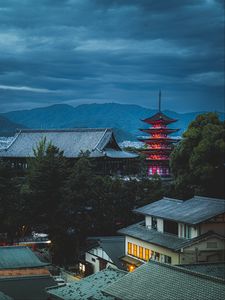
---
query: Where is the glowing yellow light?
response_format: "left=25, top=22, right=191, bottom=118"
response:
left=129, top=265, right=135, bottom=272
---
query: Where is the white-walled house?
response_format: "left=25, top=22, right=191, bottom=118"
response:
left=79, top=236, right=125, bottom=275
left=118, top=196, right=225, bottom=271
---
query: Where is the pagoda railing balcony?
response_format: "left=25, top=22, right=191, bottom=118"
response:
left=147, top=146, right=172, bottom=150
left=147, top=156, right=170, bottom=161
left=151, top=134, right=168, bottom=138
left=152, top=125, right=167, bottom=129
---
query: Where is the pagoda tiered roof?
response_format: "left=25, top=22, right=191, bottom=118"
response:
left=142, top=112, right=177, bottom=125
left=139, top=92, right=180, bottom=177
left=140, top=128, right=179, bottom=135
left=139, top=137, right=180, bottom=143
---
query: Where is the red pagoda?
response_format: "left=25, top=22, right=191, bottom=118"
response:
left=139, top=91, right=179, bottom=177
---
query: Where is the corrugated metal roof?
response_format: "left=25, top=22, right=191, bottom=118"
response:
left=0, top=246, right=49, bottom=270
left=103, top=261, right=225, bottom=300
left=0, top=129, right=138, bottom=159
left=134, top=196, right=225, bottom=225
left=46, top=267, right=127, bottom=300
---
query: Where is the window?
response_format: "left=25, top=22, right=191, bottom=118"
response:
left=139, top=246, right=143, bottom=259
left=133, top=244, right=137, bottom=257
left=155, top=252, right=160, bottom=261
left=164, top=220, right=178, bottom=236
left=79, top=263, right=85, bottom=273
left=128, top=242, right=132, bottom=255
left=152, top=217, right=157, bottom=230
left=152, top=251, right=160, bottom=261
left=91, top=258, right=96, bottom=262
left=181, top=224, right=191, bottom=239
left=185, top=225, right=191, bottom=238
left=164, top=255, right=172, bottom=264
left=144, top=248, right=150, bottom=261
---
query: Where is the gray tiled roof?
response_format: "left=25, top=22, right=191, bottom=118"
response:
left=134, top=196, right=225, bottom=225
left=118, top=222, right=188, bottom=250
left=87, top=236, right=125, bottom=269
left=0, top=129, right=137, bottom=159
left=103, top=261, right=225, bottom=300
left=46, top=267, right=127, bottom=300
left=0, top=246, right=48, bottom=270
left=179, top=262, right=225, bottom=280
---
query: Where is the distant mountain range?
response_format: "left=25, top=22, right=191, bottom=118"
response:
left=0, top=115, right=26, bottom=137
left=1, top=103, right=224, bottom=141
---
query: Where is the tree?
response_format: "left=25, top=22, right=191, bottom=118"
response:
left=170, top=113, right=225, bottom=198
left=0, top=160, right=22, bottom=242
left=23, top=137, right=68, bottom=226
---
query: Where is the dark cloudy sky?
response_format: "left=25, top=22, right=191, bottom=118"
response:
left=0, top=0, right=224, bottom=113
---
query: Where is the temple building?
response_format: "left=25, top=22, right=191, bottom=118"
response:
left=0, top=128, right=138, bottom=176
left=139, top=91, right=179, bottom=177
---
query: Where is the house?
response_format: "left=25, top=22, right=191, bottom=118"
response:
left=118, top=196, right=225, bottom=271
left=0, top=246, right=55, bottom=300
left=79, top=236, right=125, bottom=276
left=0, top=129, right=138, bottom=175
left=102, top=260, right=225, bottom=300
left=46, top=267, right=127, bottom=300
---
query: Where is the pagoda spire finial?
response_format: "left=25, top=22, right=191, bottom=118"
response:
left=158, top=89, right=161, bottom=112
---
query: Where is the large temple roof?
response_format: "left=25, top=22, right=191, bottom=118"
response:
left=142, top=111, right=177, bottom=124
left=0, top=129, right=138, bottom=159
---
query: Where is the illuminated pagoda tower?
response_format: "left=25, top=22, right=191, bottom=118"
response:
left=139, top=91, right=179, bottom=177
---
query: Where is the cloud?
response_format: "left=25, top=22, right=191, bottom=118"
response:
left=0, top=85, right=56, bottom=93
left=0, top=0, right=224, bottom=113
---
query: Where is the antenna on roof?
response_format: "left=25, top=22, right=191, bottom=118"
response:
left=158, top=89, right=161, bottom=112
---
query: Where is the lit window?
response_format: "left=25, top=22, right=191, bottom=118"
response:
left=139, top=246, right=143, bottom=259
left=144, top=248, right=150, bottom=261
left=79, top=263, right=85, bottom=273
left=133, top=244, right=137, bottom=257
left=128, top=242, right=132, bottom=255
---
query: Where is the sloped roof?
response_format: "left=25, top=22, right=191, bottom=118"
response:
left=0, top=246, right=49, bottom=270
left=87, top=236, right=125, bottom=269
left=179, top=262, right=225, bottom=280
left=134, top=196, right=225, bottom=225
left=118, top=221, right=188, bottom=250
left=118, top=222, right=224, bottom=251
left=46, top=267, right=127, bottom=300
left=103, top=261, right=225, bottom=300
left=142, top=112, right=177, bottom=124
left=0, top=129, right=137, bottom=159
